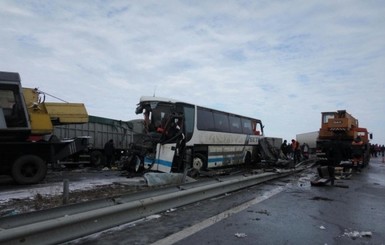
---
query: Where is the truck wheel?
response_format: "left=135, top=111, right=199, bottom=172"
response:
left=90, top=151, right=104, bottom=167
left=12, top=155, right=47, bottom=184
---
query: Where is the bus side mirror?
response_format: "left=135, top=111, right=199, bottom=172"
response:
left=369, top=133, right=373, bottom=140
left=135, top=105, right=143, bottom=114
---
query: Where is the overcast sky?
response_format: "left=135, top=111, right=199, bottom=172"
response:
left=1, top=1, right=384, bottom=145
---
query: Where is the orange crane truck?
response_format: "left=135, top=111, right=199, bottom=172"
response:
left=0, top=71, right=88, bottom=184
left=316, top=110, right=371, bottom=169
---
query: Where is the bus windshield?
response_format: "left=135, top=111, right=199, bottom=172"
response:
left=137, top=101, right=174, bottom=133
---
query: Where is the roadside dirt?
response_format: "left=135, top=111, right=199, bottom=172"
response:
left=0, top=182, right=148, bottom=216
left=0, top=168, right=148, bottom=217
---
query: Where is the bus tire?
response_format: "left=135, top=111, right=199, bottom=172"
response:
left=192, top=153, right=207, bottom=171
left=12, top=155, right=47, bottom=184
left=90, top=151, right=104, bottom=167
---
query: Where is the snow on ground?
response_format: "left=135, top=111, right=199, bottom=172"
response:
left=0, top=173, right=145, bottom=204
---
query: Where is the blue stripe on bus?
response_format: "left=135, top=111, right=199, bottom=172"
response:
left=145, top=155, right=244, bottom=168
left=208, top=157, right=223, bottom=163
left=144, top=157, right=172, bottom=167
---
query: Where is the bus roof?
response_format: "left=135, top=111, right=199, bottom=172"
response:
left=140, top=96, right=181, bottom=104
left=138, top=96, right=262, bottom=123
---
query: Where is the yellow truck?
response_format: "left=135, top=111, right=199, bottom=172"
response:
left=0, top=71, right=88, bottom=184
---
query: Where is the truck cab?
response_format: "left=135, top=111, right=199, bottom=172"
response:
left=0, top=72, right=31, bottom=140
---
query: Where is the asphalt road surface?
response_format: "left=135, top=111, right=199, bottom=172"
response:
left=173, top=157, right=385, bottom=245
left=67, top=157, right=385, bottom=245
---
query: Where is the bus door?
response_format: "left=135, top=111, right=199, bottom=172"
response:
left=152, top=143, right=176, bottom=172
left=146, top=113, right=185, bottom=173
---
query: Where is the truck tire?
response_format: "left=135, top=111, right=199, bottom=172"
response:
left=90, top=151, right=104, bottom=167
left=12, top=155, right=47, bottom=184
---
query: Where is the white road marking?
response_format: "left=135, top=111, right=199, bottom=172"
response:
left=152, top=185, right=288, bottom=245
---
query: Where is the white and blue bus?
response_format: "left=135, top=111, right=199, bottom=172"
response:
left=131, top=96, right=265, bottom=175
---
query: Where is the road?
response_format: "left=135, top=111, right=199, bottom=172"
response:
left=66, top=157, right=385, bottom=245
left=173, top=157, right=385, bottom=245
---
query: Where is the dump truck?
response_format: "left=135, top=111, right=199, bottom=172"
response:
left=0, top=71, right=88, bottom=184
left=53, top=117, right=144, bottom=166
left=316, top=110, right=371, bottom=167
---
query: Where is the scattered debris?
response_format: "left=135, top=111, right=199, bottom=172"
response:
left=342, top=229, right=373, bottom=240
left=310, top=196, right=333, bottom=202
left=256, top=209, right=270, bottom=216
left=311, top=166, right=334, bottom=186
left=1, top=209, right=20, bottom=217
left=144, top=173, right=196, bottom=187
left=144, top=214, right=162, bottom=221
left=361, top=231, right=373, bottom=237
left=234, top=233, right=247, bottom=238
left=334, top=167, right=352, bottom=179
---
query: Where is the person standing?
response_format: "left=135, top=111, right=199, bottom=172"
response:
left=381, top=144, right=385, bottom=157
left=302, top=143, right=309, bottom=160
left=291, top=139, right=301, bottom=165
left=281, top=140, right=288, bottom=157
left=104, top=139, right=115, bottom=169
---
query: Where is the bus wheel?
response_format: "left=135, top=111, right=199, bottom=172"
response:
left=193, top=153, right=206, bottom=171
left=90, top=151, right=104, bottom=167
left=12, top=155, right=47, bottom=184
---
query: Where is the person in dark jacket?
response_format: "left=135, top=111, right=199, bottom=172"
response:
left=104, top=139, right=115, bottom=168
left=281, top=140, right=288, bottom=157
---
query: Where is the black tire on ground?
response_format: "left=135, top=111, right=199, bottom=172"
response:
left=90, top=151, right=104, bottom=166
left=11, top=155, right=47, bottom=184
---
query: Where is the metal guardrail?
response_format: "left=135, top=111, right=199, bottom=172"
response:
left=0, top=168, right=304, bottom=245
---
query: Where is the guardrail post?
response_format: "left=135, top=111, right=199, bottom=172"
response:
left=63, top=179, right=69, bottom=205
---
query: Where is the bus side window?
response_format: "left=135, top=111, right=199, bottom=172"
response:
left=197, top=107, right=214, bottom=131
left=213, top=112, right=229, bottom=132
left=241, top=118, right=252, bottom=134
left=229, top=115, right=242, bottom=133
